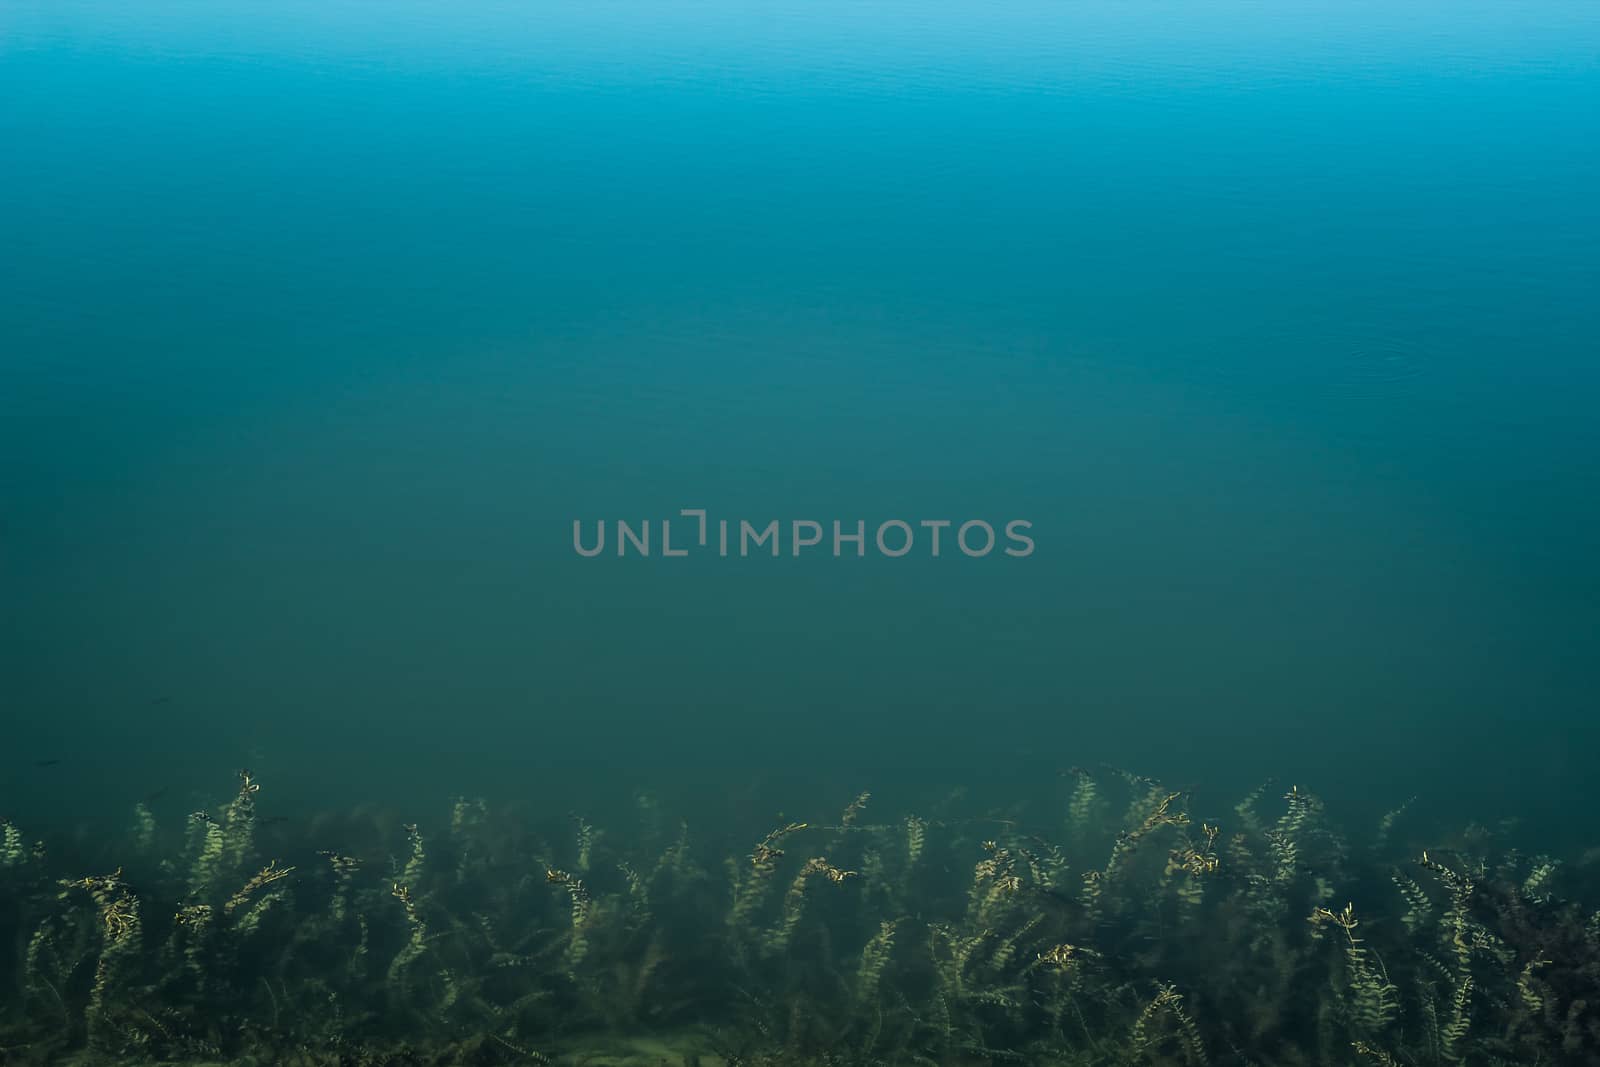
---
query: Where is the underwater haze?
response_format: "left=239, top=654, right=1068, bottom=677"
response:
left=9, top=4, right=1600, bottom=1066
left=4, top=0, right=1600, bottom=833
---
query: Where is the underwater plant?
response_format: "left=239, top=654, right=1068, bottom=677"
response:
left=1, top=766, right=1599, bottom=1065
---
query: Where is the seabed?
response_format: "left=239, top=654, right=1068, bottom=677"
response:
left=2, top=767, right=1597, bottom=1065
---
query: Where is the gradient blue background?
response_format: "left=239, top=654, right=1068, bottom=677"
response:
left=3, top=1, right=1597, bottom=835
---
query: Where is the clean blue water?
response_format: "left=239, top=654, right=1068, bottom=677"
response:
left=2, top=1, right=1597, bottom=836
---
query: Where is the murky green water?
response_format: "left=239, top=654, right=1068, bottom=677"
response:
left=3, top=1, right=1598, bottom=1062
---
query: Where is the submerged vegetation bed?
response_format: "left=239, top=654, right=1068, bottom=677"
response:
left=2, top=767, right=1598, bottom=1066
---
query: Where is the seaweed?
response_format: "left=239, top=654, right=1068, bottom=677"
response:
left=1, top=767, right=1598, bottom=1065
